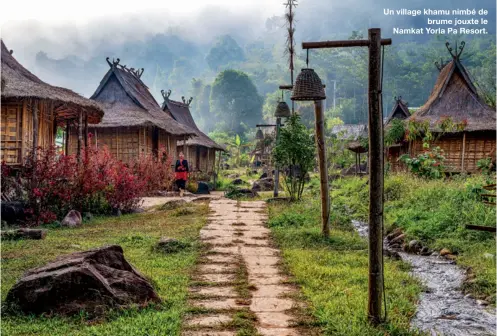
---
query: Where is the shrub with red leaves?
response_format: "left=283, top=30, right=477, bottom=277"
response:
left=14, top=145, right=174, bottom=225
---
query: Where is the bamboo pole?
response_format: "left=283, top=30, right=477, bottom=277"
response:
left=314, top=100, right=330, bottom=238
left=65, top=121, right=70, bottom=155
left=77, top=110, right=82, bottom=162
left=367, top=28, right=384, bottom=326
left=461, top=132, right=466, bottom=172
left=274, top=117, right=281, bottom=197
left=32, top=101, right=39, bottom=163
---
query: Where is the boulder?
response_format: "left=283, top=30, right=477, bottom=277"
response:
left=384, top=249, right=401, bottom=260
left=155, top=237, right=190, bottom=253
left=389, top=233, right=405, bottom=246
left=238, top=188, right=259, bottom=198
left=259, top=172, right=268, bottom=179
left=440, top=248, right=451, bottom=256
left=196, top=181, right=210, bottom=194
left=232, top=178, right=245, bottom=185
left=252, top=178, right=274, bottom=192
left=1, top=201, right=27, bottom=224
left=386, top=228, right=403, bottom=242
left=404, top=240, right=422, bottom=254
left=5, top=245, right=160, bottom=315
left=1, top=228, right=47, bottom=240
left=160, top=199, right=187, bottom=210
left=420, top=246, right=432, bottom=256
left=61, top=210, right=82, bottom=228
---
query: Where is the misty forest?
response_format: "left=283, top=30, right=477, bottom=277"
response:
left=1, top=0, right=496, bottom=335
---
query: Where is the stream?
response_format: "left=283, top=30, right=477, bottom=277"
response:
left=351, top=220, right=496, bottom=336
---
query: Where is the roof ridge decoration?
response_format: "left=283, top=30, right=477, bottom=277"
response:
left=446, top=41, right=465, bottom=59
left=181, top=96, right=193, bottom=106
left=105, top=57, right=144, bottom=79
left=394, top=96, right=408, bottom=106
left=435, top=58, right=448, bottom=72
left=161, top=89, right=172, bottom=102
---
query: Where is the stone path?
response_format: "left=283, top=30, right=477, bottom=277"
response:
left=182, top=199, right=303, bottom=336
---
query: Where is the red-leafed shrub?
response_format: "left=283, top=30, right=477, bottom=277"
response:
left=14, top=145, right=175, bottom=225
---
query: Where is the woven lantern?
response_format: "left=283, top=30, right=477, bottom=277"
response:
left=274, top=101, right=291, bottom=118
left=291, top=68, right=326, bottom=101
left=256, top=129, right=264, bottom=140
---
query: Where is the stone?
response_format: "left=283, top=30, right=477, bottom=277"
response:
left=160, top=199, right=187, bottom=210
left=252, top=178, right=274, bottom=192
left=445, top=254, right=457, bottom=260
left=196, top=182, right=210, bottom=195
left=420, top=246, right=431, bottom=256
left=389, top=233, right=405, bottom=245
left=440, top=248, right=451, bottom=256
left=250, top=298, right=294, bottom=312
left=5, top=245, right=160, bottom=315
left=260, top=172, right=268, bottom=179
left=186, top=314, right=232, bottom=327
left=238, top=189, right=259, bottom=198
left=155, top=237, right=189, bottom=253
left=256, top=312, right=293, bottom=328
left=464, top=294, right=474, bottom=299
left=61, top=210, right=82, bottom=228
left=384, top=249, right=401, bottom=260
left=405, top=240, right=422, bottom=254
left=1, top=228, right=47, bottom=240
left=386, top=228, right=403, bottom=241
left=232, top=178, right=245, bottom=185
left=1, top=201, right=27, bottom=224
left=477, top=300, right=489, bottom=306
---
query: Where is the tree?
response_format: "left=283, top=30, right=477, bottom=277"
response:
left=210, top=69, right=263, bottom=134
left=206, top=35, right=245, bottom=71
left=273, top=114, right=315, bottom=201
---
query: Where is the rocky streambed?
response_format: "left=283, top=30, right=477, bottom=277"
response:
left=351, top=220, right=496, bottom=336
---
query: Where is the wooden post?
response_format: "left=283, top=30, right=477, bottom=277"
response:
left=77, top=111, right=82, bottom=162
left=84, top=112, right=88, bottom=148
left=183, top=135, right=187, bottom=160
left=314, top=100, right=330, bottom=238
left=32, top=101, right=39, bottom=163
left=461, top=132, right=466, bottom=172
left=367, top=28, right=384, bottom=326
left=274, top=117, right=281, bottom=197
left=65, top=121, right=70, bottom=155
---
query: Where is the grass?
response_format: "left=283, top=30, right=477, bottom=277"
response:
left=1, top=203, right=209, bottom=336
left=268, top=199, right=422, bottom=336
left=331, top=173, right=496, bottom=303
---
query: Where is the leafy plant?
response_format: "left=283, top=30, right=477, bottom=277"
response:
left=477, top=157, right=493, bottom=175
left=273, top=114, right=315, bottom=201
left=384, top=118, right=406, bottom=146
left=399, top=143, right=445, bottom=179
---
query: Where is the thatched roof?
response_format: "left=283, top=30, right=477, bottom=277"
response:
left=1, top=40, right=103, bottom=123
left=330, top=124, right=367, bottom=140
left=410, top=45, right=495, bottom=132
left=385, top=97, right=410, bottom=125
left=89, top=58, right=195, bottom=136
left=162, top=95, right=225, bottom=151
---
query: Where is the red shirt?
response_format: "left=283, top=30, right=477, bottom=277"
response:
left=175, top=160, right=188, bottom=180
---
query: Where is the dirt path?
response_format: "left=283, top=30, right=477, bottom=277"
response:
left=182, top=199, right=303, bottom=336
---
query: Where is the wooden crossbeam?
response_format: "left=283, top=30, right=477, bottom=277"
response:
left=302, top=38, right=392, bottom=49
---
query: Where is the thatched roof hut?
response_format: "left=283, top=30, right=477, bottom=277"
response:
left=161, top=92, right=225, bottom=172
left=406, top=42, right=496, bottom=172
left=1, top=40, right=104, bottom=165
left=67, top=58, right=195, bottom=162
left=1, top=40, right=103, bottom=123
left=385, top=96, right=410, bottom=125
left=409, top=44, right=495, bottom=132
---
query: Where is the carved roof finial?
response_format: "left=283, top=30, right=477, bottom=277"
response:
left=161, top=89, right=172, bottom=101
left=445, top=41, right=465, bottom=59
left=106, top=57, right=121, bottom=68
left=435, top=57, right=448, bottom=72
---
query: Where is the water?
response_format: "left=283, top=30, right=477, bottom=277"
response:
left=351, top=220, right=496, bottom=336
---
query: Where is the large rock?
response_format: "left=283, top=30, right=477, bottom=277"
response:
left=252, top=178, right=274, bottom=192
left=232, top=178, right=245, bottom=185
left=61, top=210, right=82, bottom=228
left=196, top=181, right=210, bottom=194
left=5, top=245, right=160, bottom=315
left=259, top=172, right=268, bottom=179
left=238, top=189, right=259, bottom=198
left=1, top=228, right=47, bottom=240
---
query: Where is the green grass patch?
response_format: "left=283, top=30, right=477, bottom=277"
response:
left=1, top=204, right=208, bottom=336
left=268, top=199, right=422, bottom=336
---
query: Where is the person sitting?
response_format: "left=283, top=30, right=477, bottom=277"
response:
left=175, top=152, right=189, bottom=197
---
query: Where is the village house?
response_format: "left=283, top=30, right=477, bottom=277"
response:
left=67, top=58, right=194, bottom=162
left=161, top=90, right=225, bottom=173
left=1, top=40, right=104, bottom=166
left=384, top=96, right=411, bottom=172
left=404, top=42, right=496, bottom=173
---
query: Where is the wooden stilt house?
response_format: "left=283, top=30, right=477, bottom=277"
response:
left=384, top=97, right=411, bottom=172
left=406, top=42, right=496, bottom=173
left=68, top=58, right=194, bottom=161
left=1, top=40, right=104, bottom=166
left=161, top=90, right=225, bottom=173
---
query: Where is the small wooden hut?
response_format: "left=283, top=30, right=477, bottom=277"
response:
left=384, top=97, right=410, bottom=172
left=406, top=42, right=496, bottom=173
left=1, top=40, right=104, bottom=166
left=161, top=91, right=225, bottom=173
left=68, top=58, right=194, bottom=162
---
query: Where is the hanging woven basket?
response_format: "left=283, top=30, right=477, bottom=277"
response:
left=291, top=68, right=326, bottom=101
left=256, top=129, right=264, bottom=139
left=274, top=101, right=291, bottom=118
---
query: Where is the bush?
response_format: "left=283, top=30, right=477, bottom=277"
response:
left=10, top=144, right=175, bottom=225
left=400, top=143, right=445, bottom=179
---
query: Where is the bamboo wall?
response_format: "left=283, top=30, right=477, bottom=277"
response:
left=411, top=131, right=495, bottom=173
left=1, top=100, right=54, bottom=165
left=68, top=126, right=178, bottom=163
left=176, top=145, right=217, bottom=173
